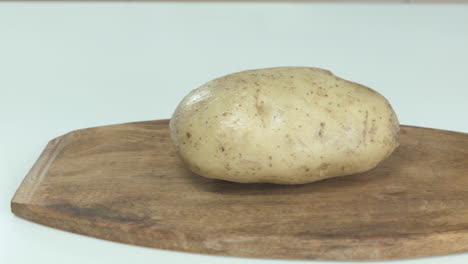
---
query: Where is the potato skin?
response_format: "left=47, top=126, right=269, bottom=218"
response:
left=170, top=67, right=399, bottom=184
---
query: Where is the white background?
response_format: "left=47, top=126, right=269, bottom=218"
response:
left=1, top=3, right=468, bottom=264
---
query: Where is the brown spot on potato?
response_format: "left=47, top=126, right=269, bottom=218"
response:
left=318, top=163, right=330, bottom=170
left=362, top=110, right=369, bottom=145
left=254, top=88, right=266, bottom=127
left=221, top=146, right=225, bottom=152
left=319, top=122, right=326, bottom=138
left=369, top=119, right=377, bottom=142
left=186, top=132, right=191, bottom=138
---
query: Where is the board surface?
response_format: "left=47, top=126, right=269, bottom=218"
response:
left=11, top=120, right=468, bottom=260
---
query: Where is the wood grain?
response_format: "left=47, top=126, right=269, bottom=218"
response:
left=11, top=120, right=468, bottom=260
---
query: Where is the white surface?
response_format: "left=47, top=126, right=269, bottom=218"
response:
left=1, top=3, right=468, bottom=264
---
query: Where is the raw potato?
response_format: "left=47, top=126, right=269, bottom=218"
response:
left=170, top=67, right=399, bottom=184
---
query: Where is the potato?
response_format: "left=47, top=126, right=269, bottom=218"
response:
left=170, top=67, right=399, bottom=184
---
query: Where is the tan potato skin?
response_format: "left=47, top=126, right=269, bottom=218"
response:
left=170, top=67, right=399, bottom=184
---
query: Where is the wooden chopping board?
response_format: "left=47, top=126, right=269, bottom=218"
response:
left=11, top=120, right=468, bottom=260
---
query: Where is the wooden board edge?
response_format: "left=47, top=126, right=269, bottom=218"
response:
left=400, top=125, right=468, bottom=136
left=11, top=200, right=468, bottom=260
left=10, top=202, right=225, bottom=258
left=11, top=135, right=67, bottom=209
left=70, top=119, right=170, bottom=134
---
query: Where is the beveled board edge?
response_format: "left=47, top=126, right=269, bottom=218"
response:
left=11, top=136, right=66, bottom=206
